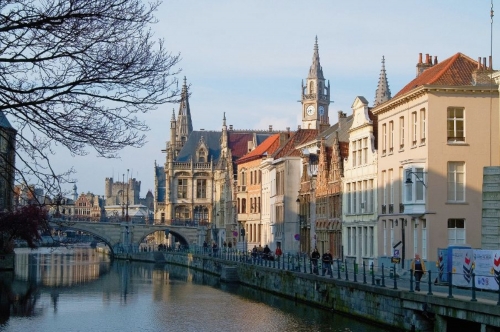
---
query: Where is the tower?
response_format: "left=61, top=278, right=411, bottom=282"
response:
left=373, top=56, right=391, bottom=107
left=176, top=76, right=193, bottom=148
left=301, top=37, right=330, bottom=131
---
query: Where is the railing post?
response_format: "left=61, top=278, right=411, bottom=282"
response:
left=371, top=262, right=375, bottom=286
left=447, top=271, right=454, bottom=299
left=363, top=261, right=367, bottom=284
left=427, top=270, right=433, bottom=296
left=393, top=264, right=398, bottom=290
left=471, top=272, right=477, bottom=302
left=381, top=263, right=386, bottom=287
left=337, top=259, right=341, bottom=279
left=303, top=255, right=307, bottom=273
left=409, top=269, right=414, bottom=293
left=345, top=259, right=349, bottom=281
left=353, top=260, right=357, bottom=283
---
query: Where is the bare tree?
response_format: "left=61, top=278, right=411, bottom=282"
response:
left=0, top=0, right=181, bottom=196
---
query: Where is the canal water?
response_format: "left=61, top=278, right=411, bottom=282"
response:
left=0, top=248, right=387, bottom=332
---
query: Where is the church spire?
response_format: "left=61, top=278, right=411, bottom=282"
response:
left=308, top=36, right=324, bottom=79
left=373, top=56, right=391, bottom=107
left=176, top=76, right=193, bottom=147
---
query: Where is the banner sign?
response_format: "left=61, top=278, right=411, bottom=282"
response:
left=449, top=248, right=500, bottom=291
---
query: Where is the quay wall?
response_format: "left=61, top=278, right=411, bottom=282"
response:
left=122, top=251, right=500, bottom=332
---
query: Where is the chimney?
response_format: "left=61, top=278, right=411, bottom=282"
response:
left=433, top=56, right=438, bottom=65
left=269, top=125, right=273, bottom=132
left=286, top=127, right=290, bottom=133
left=473, top=55, right=492, bottom=86
left=489, top=55, right=493, bottom=70
left=297, top=125, right=301, bottom=130
left=229, top=124, right=233, bottom=130
left=416, top=52, right=434, bottom=77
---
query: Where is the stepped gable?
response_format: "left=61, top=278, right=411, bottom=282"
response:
left=272, top=129, right=318, bottom=159
left=175, top=130, right=222, bottom=162
left=236, top=134, right=281, bottom=164
left=395, top=53, right=478, bottom=98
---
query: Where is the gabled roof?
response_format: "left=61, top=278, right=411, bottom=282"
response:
left=228, top=132, right=275, bottom=163
left=175, top=131, right=222, bottom=162
left=236, top=134, right=281, bottom=164
left=273, top=129, right=318, bottom=159
left=395, top=53, right=478, bottom=98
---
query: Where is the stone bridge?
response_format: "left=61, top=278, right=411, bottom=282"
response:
left=49, top=219, right=206, bottom=256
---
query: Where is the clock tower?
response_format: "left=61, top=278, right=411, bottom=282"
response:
left=301, top=37, right=330, bottom=131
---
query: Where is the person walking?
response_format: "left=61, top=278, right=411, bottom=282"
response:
left=275, top=246, right=282, bottom=262
left=311, top=248, right=320, bottom=274
left=411, top=253, right=426, bottom=291
left=321, top=250, right=333, bottom=276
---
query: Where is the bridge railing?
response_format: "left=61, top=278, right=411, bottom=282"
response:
left=152, top=219, right=210, bottom=227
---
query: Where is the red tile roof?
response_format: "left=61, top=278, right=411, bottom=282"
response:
left=273, top=129, right=318, bottom=159
left=394, top=53, right=478, bottom=98
left=228, top=133, right=255, bottom=160
left=236, top=134, right=281, bottom=164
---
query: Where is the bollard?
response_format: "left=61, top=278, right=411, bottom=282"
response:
left=303, top=256, right=307, bottom=273
left=363, top=261, right=367, bottom=284
left=393, top=264, right=398, bottom=290
left=409, top=269, right=414, bottom=293
left=471, top=272, right=477, bottom=302
left=345, top=260, right=349, bottom=281
left=427, top=270, right=433, bottom=295
left=337, top=259, right=342, bottom=279
left=447, top=271, right=454, bottom=299
left=371, top=262, right=375, bottom=286
left=353, top=260, right=357, bottom=283
left=381, top=264, right=386, bottom=287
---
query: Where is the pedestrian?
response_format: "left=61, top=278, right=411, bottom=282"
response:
left=263, top=244, right=271, bottom=260
left=411, top=253, right=426, bottom=291
left=321, top=250, right=333, bottom=276
left=251, top=245, right=258, bottom=260
left=203, top=240, right=208, bottom=254
left=275, top=246, right=282, bottom=260
left=212, top=241, right=218, bottom=256
left=311, top=248, right=320, bottom=274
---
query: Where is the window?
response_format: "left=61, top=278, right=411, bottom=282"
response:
left=389, top=169, right=394, bottom=205
left=362, top=180, right=368, bottom=212
left=198, top=149, right=206, bottom=162
left=390, top=220, right=394, bottom=249
left=368, top=179, right=374, bottom=213
left=196, top=179, right=206, bottom=198
left=448, top=219, right=465, bottom=245
left=241, top=170, right=246, bottom=186
left=382, top=171, right=387, bottom=205
left=448, top=162, right=465, bottom=202
left=399, top=116, right=405, bottom=149
left=177, top=179, right=187, bottom=198
left=389, top=121, right=394, bottom=153
left=405, top=167, right=425, bottom=203
left=382, top=124, right=387, bottom=154
left=352, top=141, right=357, bottom=167
left=175, top=206, right=190, bottom=220
left=194, top=206, right=208, bottom=224
left=363, top=138, right=368, bottom=164
left=309, top=81, right=314, bottom=93
left=383, top=220, right=387, bottom=256
left=447, top=107, right=465, bottom=142
left=357, top=139, right=362, bottom=165
left=353, top=182, right=357, bottom=214
left=411, top=111, right=417, bottom=147
left=420, top=108, right=426, bottom=143
left=413, top=221, right=418, bottom=257
left=346, top=183, right=352, bottom=214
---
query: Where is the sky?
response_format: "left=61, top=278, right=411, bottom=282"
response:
left=51, top=0, right=499, bottom=198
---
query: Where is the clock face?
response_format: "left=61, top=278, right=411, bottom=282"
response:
left=319, top=106, right=325, bottom=115
left=306, top=105, right=315, bottom=116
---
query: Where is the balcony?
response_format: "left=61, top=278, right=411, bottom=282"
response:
left=399, top=203, right=405, bottom=213
left=388, top=204, right=394, bottom=214
left=381, top=205, right=386, bottom=214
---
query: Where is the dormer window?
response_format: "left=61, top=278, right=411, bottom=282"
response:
left=198, top=150, right=205, bottom=162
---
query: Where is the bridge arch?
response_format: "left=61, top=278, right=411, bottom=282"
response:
left=49, top=221, right=116, bottom=255
left=137, top=229, right=190, bottom=249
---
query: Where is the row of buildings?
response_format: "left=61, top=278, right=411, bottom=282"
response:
left=154, top=38, right=500, bottom=269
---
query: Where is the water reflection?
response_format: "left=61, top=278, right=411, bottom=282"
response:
left=0, top=249, right=387, bottom=332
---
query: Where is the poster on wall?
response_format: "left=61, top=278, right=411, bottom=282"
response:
left=436, top=248, right=448, bottom=283
left=451, top=248, right=474, bottom=288
left=473, top=250, right=500, bottom=291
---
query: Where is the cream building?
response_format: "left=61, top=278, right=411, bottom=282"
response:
left=373, top=53, right=499, bottom=269
left=342, top=96, right=379, bottom=267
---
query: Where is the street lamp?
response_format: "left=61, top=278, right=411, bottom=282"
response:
left=405, top=171, right=427, bottom=187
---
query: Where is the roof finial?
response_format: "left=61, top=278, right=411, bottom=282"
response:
left=223, top=112, right=226, bottom=126
left=308, top=36, right=324, bottom=79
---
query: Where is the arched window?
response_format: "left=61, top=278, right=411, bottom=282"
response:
left=194, top=206, right=209, bottom=225
left=309, top=82, right=314, bottom=93
left=237, top=198, right=241, bottom=213
left=175, top=206, right=190, bottom=220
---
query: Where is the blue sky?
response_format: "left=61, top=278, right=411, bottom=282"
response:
left=55, top=0, right=498, bottom=197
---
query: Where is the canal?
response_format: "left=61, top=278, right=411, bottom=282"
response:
left=0, top=248, right=387, bottom=331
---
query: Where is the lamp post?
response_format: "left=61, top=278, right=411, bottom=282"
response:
left=122, top=173, right=125, bottom=222
left=405, top=171, right=427, bottom=187
left=126, top=169, right=130, bottom=223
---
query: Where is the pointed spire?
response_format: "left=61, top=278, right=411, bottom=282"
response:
left=171, top=108, right=175, bottom=121
left=308, top=36, right=324, bottom=79
left=176, top=76, right=193, bottom=141
left=223, top=112, right=226, bottom=127
left=374, top=56, right=391, bottom=107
